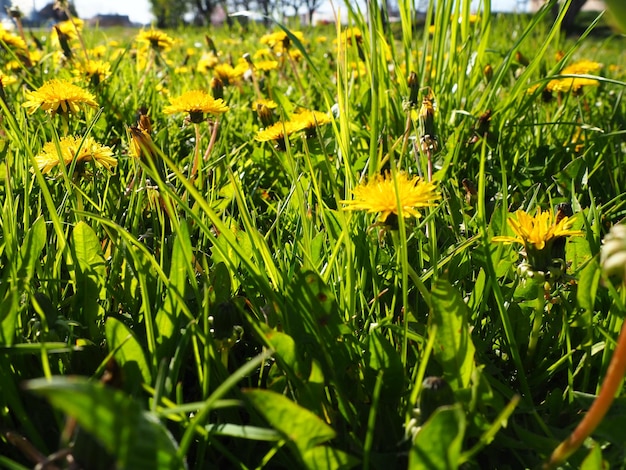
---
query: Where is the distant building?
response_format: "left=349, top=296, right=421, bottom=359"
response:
left=87, top=14, right=134, bottom=28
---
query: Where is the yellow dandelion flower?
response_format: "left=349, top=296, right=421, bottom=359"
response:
left=255, top=121, right=300, bottom=148
left=197, top=52, right=219, bottom=72
left=163, top=89, right=229, bottom=122
left=254, top=59, right=279, bottom=72
left=549, top=77, right=599, bottom=93
left=52, top=18, right=84, bottom=42
left=342, top=172, right=440, bottom=223
left=88, top=45, right=108, bottom=58
left=22, top=79, right=98, bottom=116
left=0, top=71, right=17, bottom=87
left=493, top=206, right=583, bottom=276
left=493, top=207, right=582, bottom=251
left=136, top=29, right=175, bottom=51
left=0, top=28, right=28, bottom=53
left=561, top=60, right=603, bottom=75
left=73, top=59, right=112, bottom=86
left=34, top=135, right=116, bottom=174
left=290, top=110, right=332, bottom=135
left=213, top=62, right=247, bottom=85
left=341, top=27, right=363, bottom=46
left=252, top=98, right=277, bottom=110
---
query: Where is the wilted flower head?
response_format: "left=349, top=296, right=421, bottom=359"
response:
left=342, top=172, right=440, bottom=223
left=22, top=79, right=98, bottom=116
left=34, top=135, right=116, bottom=174
left=163, top=89, right=229, bottom=123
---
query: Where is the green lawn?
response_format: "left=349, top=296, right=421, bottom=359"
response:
left=1, top=1, right=626, bottom=468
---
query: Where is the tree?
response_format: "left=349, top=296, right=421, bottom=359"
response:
left=552, top=0, right=588, bottom=34
left=149, top=0, right=189, bottom=28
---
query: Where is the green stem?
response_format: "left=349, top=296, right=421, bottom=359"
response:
left=527, top=280, right=546, bottom=360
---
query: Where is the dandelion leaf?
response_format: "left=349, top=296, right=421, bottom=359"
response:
left=409, top=405, right=466, bottom=470
left=26, top=377, right=184, bottom=470
left=105, top=316, right=152, bottom=390
left=430, top=279, right=476, bottom=390
left=70, top=221, right=106, bottom=341
left=244, top=388, right=336, bottom=454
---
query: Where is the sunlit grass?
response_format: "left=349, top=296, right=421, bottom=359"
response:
left=1, top=1, right=626, bottom=468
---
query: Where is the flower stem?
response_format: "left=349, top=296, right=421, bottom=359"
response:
left=544, top=316, right=626, bottom=469
left=527, top=280, right=546, bottom=360
left=190, top=123, right=201, bottom=184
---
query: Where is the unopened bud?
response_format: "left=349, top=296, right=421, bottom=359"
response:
left=211, top=77, right=224, bottom=100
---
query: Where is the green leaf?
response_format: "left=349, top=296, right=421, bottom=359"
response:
left=0, top=287, right=18, bottom=347
left=365, top=329, right=403, bottom=405
left=1, top=217, right=46, bottom=346
left=577, top=259, right=600, bottom=313
left=71, top=221, right=106, bottom=340
left=205, top=423, right=282, bottom=441
left=156, top=219, right=193, bottom=354
left=25, top=377, right=184, bottom=470
left=105, top=316, right=152, bottom=387
left=244, top=388, right=336, bottom=454
left=581, top=442, right=603, bottom=470
left=430, top=279, right=476, bottom=390
left=18, top=216, right=46, bottom=282
left=409, top=405, right=466, bottom=470
left=607, top=0, right=626, bottom=31
left=302, top=445, right=360, bottom=470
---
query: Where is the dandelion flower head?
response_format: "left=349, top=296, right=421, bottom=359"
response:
left=34, top=135, right=116, bottom=174
left=342, top=172, right=440, bottom=223
left=22, top=79, right=98, bottom=116
left=136, top=29, right=175, bottom=51
left=255, top=120, right=299, bottom=143
left=493, top=207, right=582, bottom=252
left=163, top=89, right=229, bottom=122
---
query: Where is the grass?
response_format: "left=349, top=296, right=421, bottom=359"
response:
left=1, top=0, right=626, bottom=468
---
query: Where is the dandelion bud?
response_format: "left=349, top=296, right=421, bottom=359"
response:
left=129, top=125, right=156, bottom=161
left=137, top=109, right=153, bottom=134
left=407, top=71, right=420, bottom=108
left=256, top=103, right=274, bottom=128
left=7, top=6, right=23, bottom=19
left=515, top=51, right=529, bottom=67
left=54, top=25, right=73, bottom=60
left=601, top=224, right=626, bottom=283
left=205, top=34, right=217, bottom=55
left=211, top=77, right=224, bottom=100
left=483, top=64, right=493, bottom=82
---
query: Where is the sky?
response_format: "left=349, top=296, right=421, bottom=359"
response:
left=12, top=0, right=530, bottom=25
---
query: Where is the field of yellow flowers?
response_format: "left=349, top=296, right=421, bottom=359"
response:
left=2, top=0, right=626, bottom=468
